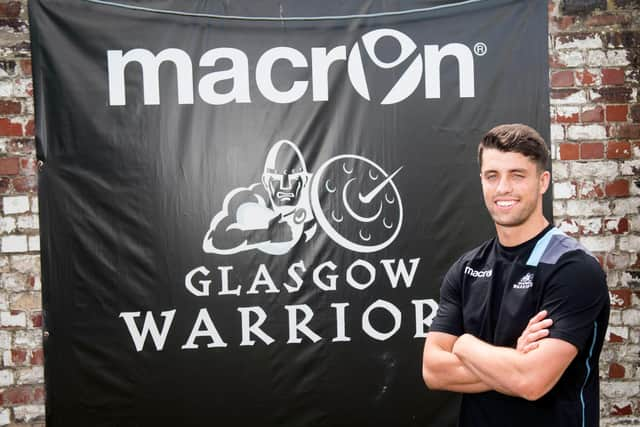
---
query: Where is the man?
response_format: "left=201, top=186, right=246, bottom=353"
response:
left=422, top=124, right=609, bottom=427
left=203, top=139, right=316, bottom=255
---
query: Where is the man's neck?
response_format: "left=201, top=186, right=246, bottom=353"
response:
left=496, top=216, right=550, bottom=247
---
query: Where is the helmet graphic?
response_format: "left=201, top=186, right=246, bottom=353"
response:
left=261, top=140, right=309, bottom=207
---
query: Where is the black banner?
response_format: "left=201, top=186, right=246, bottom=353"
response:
left=30, top=1, right=549, bottom=425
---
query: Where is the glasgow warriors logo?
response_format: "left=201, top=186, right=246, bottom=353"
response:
left=203, top=140, right=403, bottom=255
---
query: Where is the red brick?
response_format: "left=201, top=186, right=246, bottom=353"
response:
left=576, top=69, right=596, bottom=86
left=551, top=88, right=581, bottom=101
left=606, top=105, right=628, bottom=122
left=611, top=404, right=633, bottom=416
left=580, top=142, right=604, bottom=159
left=31, top=312, right=42, bottom=328
left=607, top=141, right=632, bottom=159
left=555, top=109, right=579, bottom=123
left=609, top=363, right=626, bottom=379
left=0, top=117, right=22, bottom=136
left=609, top=333, right=624, bottom=343
left=0, top=177, right=10, bottom=193
left=31, top=348, right=44, bottom=365
left=4, top=386, right=32, bottom=405
left=610, top=124, right=640, bottom=139
left=609, top=289, right=631, bottom=308
left=605, top=217, right=630, bottom=234
left=19, top=59, right=31, bottom=76
left=582, top=106, right=604, bottom=122
left=0, top=2, right=21, bottom=18
left=551, top=16, right=575, bottom=31
left=25, top=119, right=34, bottom=136
left=33, top=386, right=45, bottom=403
left=6, top=138, right=34, bottom=154
left=9, top=348, right=26, bottom=365
left=594, top=87, right=632, bottom=103
left=559, top=143, right=579, bottom=160
left=631, top=105, right=640, bottom=123
left=602, top=68, right=625, bottom=85
left=586, top=13, right=632, bottom=26
left=605, top=179, right=630, bottom=197
left=0, top=100, right=20, bottom=114
left=0, top=157, right=19, bottom=175
left=13, top=175, right=36, bottom=193
left=551, top=70, right=574, bottom=87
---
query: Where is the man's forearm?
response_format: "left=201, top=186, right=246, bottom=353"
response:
left=422, top=334, right=491, bottom=393
left=452, top=334, right=573, bottom=401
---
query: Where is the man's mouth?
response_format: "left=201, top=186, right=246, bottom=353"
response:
left=495, top=199, right=517, bottom=208
left=277, top=191, right=295, bottom=199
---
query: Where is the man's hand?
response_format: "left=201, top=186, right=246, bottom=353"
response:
left=516, top=310, right=553, bottom=354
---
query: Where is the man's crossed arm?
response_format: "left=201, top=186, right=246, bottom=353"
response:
left=422, top=311, right=578, bottom=400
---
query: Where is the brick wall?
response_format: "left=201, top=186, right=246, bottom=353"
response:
left=0, top=1, right=636, bottom=426
left=549, top=0, right=640, bottom=425
left=0, top=0, right=44, bottom=425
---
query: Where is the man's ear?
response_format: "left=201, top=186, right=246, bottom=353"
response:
left=539, top=170, right=551, bottom=195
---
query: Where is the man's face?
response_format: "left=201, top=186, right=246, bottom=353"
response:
left=480, top=148, right=549, bottom=228
left=263, top=168, right=306, bottom=207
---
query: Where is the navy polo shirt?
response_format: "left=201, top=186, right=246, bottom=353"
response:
left=430, top=225, right=610, bottom=427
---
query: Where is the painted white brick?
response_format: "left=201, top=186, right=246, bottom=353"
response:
left=1, top=235, right=27, bottom=253
left=0, top=369, right=14, bottom=386
left=552, top=161, right=569, bottom=180
left=557, top=50, right=584, bottom=67
left=609, top=309, right=622, bottom=324
left=555, top=35, right=603, bottom=50
left=28, top=235, right=39, bottom=251
left=619, top=235, right=640, bottom=252
left=572, top=161, right=619, bottom=180
left=14, top=330, right=41, bottom=349
left=16, top=366, right=43, bottom=385
left=566, top=200, right=611, bottom=216
left=30, top=197, right=38, bottom=214
left=0, top=81, right=12, bottom=97
left=612, top=198, right=640, bottom=216
left=13, top=404, right=45, bottom=422
left=0, top=217, right=15, bottom=234
left=0, top=408, right=10, bottom=426
left=550, top=124, right=564, bottom=142
left=580, top=235, right=615, bottom=252
left=607, top=326, right=629, bottom=341
left=601, top=381, right=640, bottom=399
left=2, top=272, right=28, bottom=291
left=553, top=181, right=575, bottom=199
left=0, top=330, right=10, bottom=349
left=622, top=309, right=640, bottom=326
left=0, top=311, right=26, bottom=327
left=555, top=105, right=580, bottom=118
left=550, top=89, right=587, bottom=105
left=17, top=214, right=38, bottom=230
left=3, top=195, right=29, bottom=215
left=557, top=219, right=579, bottom=234
left=10, top=255, right=40, bottom=274
left=578, top=218, right=602, bottom=235
left=579, top=181, right=603, bottom=198
left=587, top=49, right=630, bottom=67
left=567, top=124, right=607, bottom=140
left=552, top=200, right=566, bottom=216
left=620, top=159, right=639, bottom=176
left=0, top=293, right=7, bottom=310
left=607, top=272, right=621, bottom=288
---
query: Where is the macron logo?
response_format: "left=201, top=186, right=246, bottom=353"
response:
left=464, top=266, right=492, bottom=278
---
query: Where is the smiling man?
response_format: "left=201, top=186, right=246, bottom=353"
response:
left=422, top=124, right=609, bottom=427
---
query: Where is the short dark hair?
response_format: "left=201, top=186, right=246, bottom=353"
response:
left=478, top=124, right=550, bottom=171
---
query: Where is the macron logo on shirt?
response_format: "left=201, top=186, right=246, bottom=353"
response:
left=464, top=266, right=492, bottom=278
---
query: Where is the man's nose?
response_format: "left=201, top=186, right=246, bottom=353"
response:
left=280, top=173, right=291, bottom=189
left=496, top=176, right=512, bottom=194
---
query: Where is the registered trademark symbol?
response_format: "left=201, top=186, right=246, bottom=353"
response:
left=474, top=42, right=487, bottom=56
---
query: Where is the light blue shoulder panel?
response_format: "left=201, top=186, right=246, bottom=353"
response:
left=526, top=227, right=591, bottom=267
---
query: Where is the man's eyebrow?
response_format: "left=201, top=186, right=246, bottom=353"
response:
left=481, top=168, right=529, bottom=175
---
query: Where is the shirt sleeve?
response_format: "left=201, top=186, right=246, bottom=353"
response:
left=429, top=260, right=464, bottom=336
left=542, top=252, right=609, bottom=353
